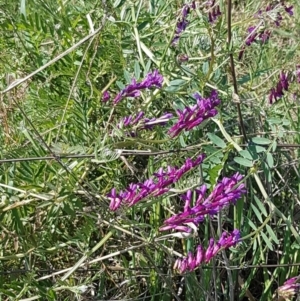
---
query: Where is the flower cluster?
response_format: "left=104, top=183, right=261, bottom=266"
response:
left=264, top=2, right=293, bottom=26
left=108, top=154, right=206, bottom=211
left=113, top=70, right=163, bottom=104
left=276, top=276, right=300, bottom=300
left=269, top=71, right=289, bottom=104
left=168, top=90, right=220, bottom=138
left=119, top=112, right=173, bottom=131
left=239, top=2, right=293, bottom=60
left=206, top=0, right=221, bottom=23
left=160, top=173, right=246, bottom=232
left=102, top=90, right=110, bottom=102
left=174, top=230, right=241, bottom=273
left=172, top=1, right=195, bottom=45
left=239, top=27, right=271, bottom=60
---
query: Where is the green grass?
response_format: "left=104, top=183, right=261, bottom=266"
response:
left=0, top=0, right=299, bottom=300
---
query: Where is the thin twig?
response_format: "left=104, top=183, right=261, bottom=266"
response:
left=0, top=143, right=208, bottom=164
left=227, top=0, right=248, bottom=143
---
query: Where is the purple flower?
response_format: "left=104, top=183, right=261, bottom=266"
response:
left=239, top=2, right=293, bottom=60
left=269, top=71, right=289, bottom=104
left=168, top=90, right=220, bottom=138
left=267, top=1, right=293, bottom=23
left=239, top=27, right=271, bottom=60
left=206, top=1, right=221, bottom=23
left=245, top=26, right=258, bottom=46
left=174, top=230, right=241, bottom=273
left=259, top=30, right=271, bottom=43
left=177, top=54, right=189, bottom=63
left=113, top=70, right=163, bottom=104
left=277, top=276, right=300, bottom=300
left=284, top=5, right=294, bottom=16
left=102, top=91, right=110, bottom=102
left=107, top=188, right=122, bottom=211
left=159, top=173, right=246, bottom=232
left=172, top=2, right=196, bottom=45
left=108, top=154, right=206, bottom=211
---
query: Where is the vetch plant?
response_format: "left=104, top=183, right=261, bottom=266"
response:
left=172, top=1, right=196, bottom=45
left=205, top=0, right=222, bottom=23
left=173, top=230, right=241, bottom=273
left=108, top=154, right=206, bottom=211
left=168, top=90, right=220, bottom=137
left=239, top=2, right=293, bottom=60
left=113, top=70, right=163, bottom=104
left=269, top=71, right=289, bottom=104
left=159, top=173, right=246, bottom=233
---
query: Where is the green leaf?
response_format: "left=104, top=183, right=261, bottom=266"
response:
left=124, top=70, right=132, bottom=83
left=179, top=135, right=187, bottom=147
left=134, top=60, right=141, bottom=80
left=202, top=61, right=209, bottom=74
left=261, top=231, right=273, bottom=251
left=137, top=20, right=149, bottom=31
left=253, top=195, right=268, bottom=217
left=20, top=0, right=26, bottom=19
left=113, top=0, right=126, bottom=8
left=116, top=80, right=125, bottom=90
left=246, top=217, right=257, bottom=230
left=207, top=133, right=226, bottom=148
left=272, top=141, right=277, bottom=152
left=248, top=144, right=265, bottom=154
left=239, top=150, right=253, bottom=160
left=266, top=153, right=274, bottom=168
left=250, top=203, right=263, bottom=223
left=208, top=164, right=223, bottom=184
left=282, top=119, right=290, bottom=126
left=169, top=79, right=186, bottom=86
left=267, top=117, right=282, bottom=125
left=251, top=137, right=272, bottom=145
left=234, top=157, right=253, bottom=167
left=266, top=225, right=279, bottom=244
left=164, top=86, right=177, bottom=92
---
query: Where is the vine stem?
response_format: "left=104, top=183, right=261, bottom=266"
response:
left=227, top=0, right=248, bottom=143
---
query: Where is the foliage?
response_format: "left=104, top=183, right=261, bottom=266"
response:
left=0, top=0, right=300, bottom=300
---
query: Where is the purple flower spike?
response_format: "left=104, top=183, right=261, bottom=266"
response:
left=277, top=275, right=300, bottom=300
left=160, top=172, right=246, bottom=233
left=140, top=69, right=164, bottom=89
left=168, top=90, right=220, bottom=138
left=108, top=154, right=206, bottom=211
left=174, top=230, right=241, bottom=273
left=239, top=1, right=293, bottom=60
left=172, top=2, right=196, bottom=45
left=107, top=188, right=123, bottom=211
left=113, top=70, right=163, bottom=104
left=207, top=1, right=221, bottom=23
left=102, top=91, right=110, bottom=102
left=269, top=71, right=290, bottom=104
left=279, top=71, right=289, bottom=90
left=119, top=111, right=144, bottom=128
